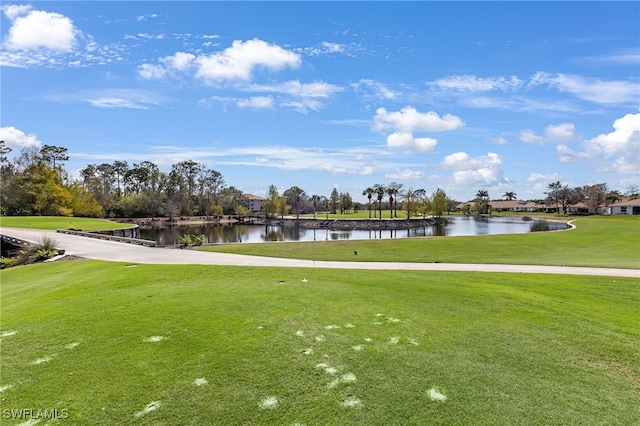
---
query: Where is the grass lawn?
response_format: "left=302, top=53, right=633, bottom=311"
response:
left=202, top=216, right=640, bottom=269
left=0, top=216, right=132, bottom=231
left=1, top=261, right=638, bottom=425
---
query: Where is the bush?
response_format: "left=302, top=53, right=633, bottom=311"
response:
left=192, top=234, right=205, bottom=246
left=0, top=257, right=16, bottom=269
left=34, top=248, right=57, bottom=261
left=178, top=234, right=192, bottom=247
left=530, top=220, right=550, bottom=232
left=179, top=234, right=205, bottom=247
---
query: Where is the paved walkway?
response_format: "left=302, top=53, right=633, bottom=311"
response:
left=2, top=227, right=638, bottom=278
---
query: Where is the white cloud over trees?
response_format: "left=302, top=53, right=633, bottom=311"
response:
left=441, top=152, right=505, bottom=186
left=558, top=112, right=640, bottom=173
left=0, top=126, right=42, bottom=150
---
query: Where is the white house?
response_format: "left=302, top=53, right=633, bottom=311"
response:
left=603, top=199, right=640, bottom=215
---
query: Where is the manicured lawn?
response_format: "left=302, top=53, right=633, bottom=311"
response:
left=1, top=261, right=638, bottom=425
left=202, top=216, right=640, bottom=269
left=0, top=216, right=132, bottom=231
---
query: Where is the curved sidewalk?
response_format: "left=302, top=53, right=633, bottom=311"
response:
left=2, top=227, right=638, bottom=278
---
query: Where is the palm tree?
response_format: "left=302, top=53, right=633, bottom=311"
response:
left=388, top=182, right=403, bottom=218
left=310, top=194, right=321, bottom=219
left=414, top=188, right=427, bottom=218
left=475, top=189, right=490, bottom=215
left=362, top=187, right=374, bottom=218
left=373, top=183, right=386, bottom=220
left=502, top=191, right=517, bottom=201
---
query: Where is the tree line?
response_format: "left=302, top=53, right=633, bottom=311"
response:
left=1, top=142, right=634, bottom=218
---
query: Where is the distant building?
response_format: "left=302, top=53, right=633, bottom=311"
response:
left=603, top=198, right=640, bottom=215
left=245, top=194, right=267, bottom=213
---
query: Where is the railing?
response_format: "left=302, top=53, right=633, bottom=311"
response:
left=56, top=229, right=156, bottom=247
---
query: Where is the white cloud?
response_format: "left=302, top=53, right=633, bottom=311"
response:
left=557, top=113, right=639, bottom=174
left=386, top=132, right=437, bottom=153
left=3, top=8, right=78, bottom=51
left=138, top=63, right=166, bottom=79
left=528, top=72, right=639, bottom=104
left=520, top=129, right=545, bottom=145
left=385, top=169, right=426, bottom=180
left=544, top=123, right=576, bottom=143
left=442, top=152, right=505, bottom=186
left=249, top=80, right=342, bottom=98
left=578, top=48, right=640, bottom=66
left=526, top=172, right=563, bottom=195
left=86, top=97, right=149, bottom=109
left=236, top=96, right=274, bottom=109
left=430, top=75, right=523, bottom=92
left=527, top=172, right=562, bottom=184
left=0, top=126, right=42, bottom=150
left=520, top=123, right=576, bottom=145
left=373, top=107, right=464, bottom=133
left=1, top=4, right=33, bottom=20
left=351, top=79, right=398, bottom=100
left=195, top=38, right=301, bottom=81
left=161, top=52, right=195, bottom=71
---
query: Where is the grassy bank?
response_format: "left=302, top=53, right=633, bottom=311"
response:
left=1, top=261, right=638, bottom=425
left=202, top=216, right=640, bottom=269
left=0, top=216, right=132, bottom=231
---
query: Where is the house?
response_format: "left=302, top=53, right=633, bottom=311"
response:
left=603, top=198, right=640, bottom=215
left=488, top=200, right=541, bottom=212
left=244, top=194, right=267, bottom=213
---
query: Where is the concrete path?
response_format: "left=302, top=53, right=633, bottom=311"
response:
left=2, top=227, right=638, bottom=278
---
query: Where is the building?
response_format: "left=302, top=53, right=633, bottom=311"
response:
left=603, top=198, right=640, bottom=215
left=245, top=194, right=267, bottom=213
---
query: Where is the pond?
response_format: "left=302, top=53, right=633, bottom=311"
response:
left=139, top=216, right=568, bottom=246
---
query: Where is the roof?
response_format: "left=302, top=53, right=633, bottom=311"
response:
left=609, top=198, right=640, bottom=207
left=245, top=194, right=267, bottom=201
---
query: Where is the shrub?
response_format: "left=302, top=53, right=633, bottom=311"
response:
left=34, top=248, right=57, bottom=261
left=179, top=234, right=205, bottom=247
left=178, top=234, right=192, bottom=247
left=530, top=220, right=550, bottom=232
left=0, top=257, right=16, bottom=269
left=192, top=234, right=205, bottom=246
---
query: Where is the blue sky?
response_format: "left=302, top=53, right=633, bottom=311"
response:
left=1, top=1, right=639, bottom=202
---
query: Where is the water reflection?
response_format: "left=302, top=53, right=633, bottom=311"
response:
left=139, top=216, right=566, bottom=246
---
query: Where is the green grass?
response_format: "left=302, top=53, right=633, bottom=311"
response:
left=0, top=216, right=133, bottom=231
left=1, top=261, right=638, bottom=424
left=202, top=216, right=640, bottom=269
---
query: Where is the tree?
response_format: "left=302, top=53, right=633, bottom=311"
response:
left=373, top=183, right=386, bottom=219
left=330, top=188, right=339, bottom=214
left=339, top=192, right=353, bottom=214
left=362, top=187, right=374, bottom=218
left=584, top=183, right=608, bottom=214
left=545, top=181, right=563, bottom=214
left=431, top=188, right=448, bottom=218
left=626, top=184, right=639, bottom=198
left=111, top=161, right=129, bottom=199
left=40, top=145, right=69, bottom=170
left=310, top=194, right=322, bottom=219
left=475, top=189, right=490, bottom=215
left=387, top=182, right=403, bottom=218
left=170, top=160, right=203, bottom=215
left=604, top=190, right=621, bottom=207
left=502, top=191, right=517, bottom=201
left=264, top=185, right=281, bottom=218
left=284, top=186, right=306, bottom=219
left=414, top=188, right=427, bottom=218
